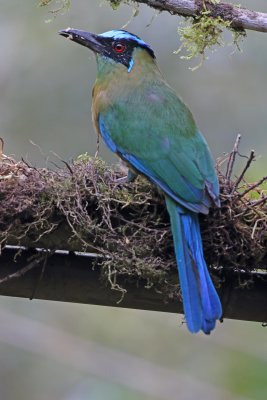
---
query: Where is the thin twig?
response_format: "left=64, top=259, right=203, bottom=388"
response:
left=60, top=160, right=74, bottom=175
left=0, top=252, right=48, bottom=285
left=95, top=132, right=100, bottom=158
left=225, top=134, right=241, bottom=184
left=237, top=176, right=267, bottom=199
left=0, top=138, right=4, bottom=161
left=231, top=149, right=255, bottom=194
left=250, top=195, right=267, bottom=208
left=30, top=251, right=50, bottom=300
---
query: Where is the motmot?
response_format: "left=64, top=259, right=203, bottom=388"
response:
left=59, top=28, right=222, bottom=334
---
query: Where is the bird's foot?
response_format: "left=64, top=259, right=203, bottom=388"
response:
left=112, top=175, right=129, bottom=185
left=112, top=169, right=138, bottom=186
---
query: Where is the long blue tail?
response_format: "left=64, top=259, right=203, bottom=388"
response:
left=165, top=196, right=222, bottom=334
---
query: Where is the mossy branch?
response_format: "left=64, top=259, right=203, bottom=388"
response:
left=39, top=0, right=267, bottom=33
left=106, top=1, right=266, bottom=66
left=125, top=0, right=267, bottom=33
left=1, top=245, right=266, bottom=323
left=0, top=138, right=267, bottom=322
left=38, top=1, right=267, bottom=66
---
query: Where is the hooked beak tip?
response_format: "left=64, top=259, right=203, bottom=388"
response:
left=58, top=28, right=101, bottom=53
left=58, top=28, right=74, bottom=39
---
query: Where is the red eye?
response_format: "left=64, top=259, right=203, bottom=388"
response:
left=112, top=42, right=126, bottom=53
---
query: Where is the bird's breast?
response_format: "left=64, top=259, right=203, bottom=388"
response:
left=91, top=84, right=110, bottom=135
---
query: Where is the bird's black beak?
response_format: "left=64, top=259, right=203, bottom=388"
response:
left=59, top=28, right=103, bottom=54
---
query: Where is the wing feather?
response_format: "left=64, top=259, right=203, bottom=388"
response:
left=97, top=80, right=219, bottom=213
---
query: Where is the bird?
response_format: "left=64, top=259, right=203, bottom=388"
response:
left=59, top=28, right=222, bottom=334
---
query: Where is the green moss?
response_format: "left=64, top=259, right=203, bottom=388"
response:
left=107, top=0, right=125, bottom=10
left=76, top=152, right=93, bottom=164
left=39, top=0, right=71, bottom=9
left=176, top=5, right=246, bottom=69
left=39, top=0, right=71, bottom=20
left=39, top=0, right=53, bottom=5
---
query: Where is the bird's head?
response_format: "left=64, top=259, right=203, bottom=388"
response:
left=59, top=28, right=155, bottom=73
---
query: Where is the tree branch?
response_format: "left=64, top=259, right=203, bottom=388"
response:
left=1, top=246, right=266, bottom=323
left=132, top=0, right=267, bottom=33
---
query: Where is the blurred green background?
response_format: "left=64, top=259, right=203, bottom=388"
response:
left=0, top=1, right=267, bottom=399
